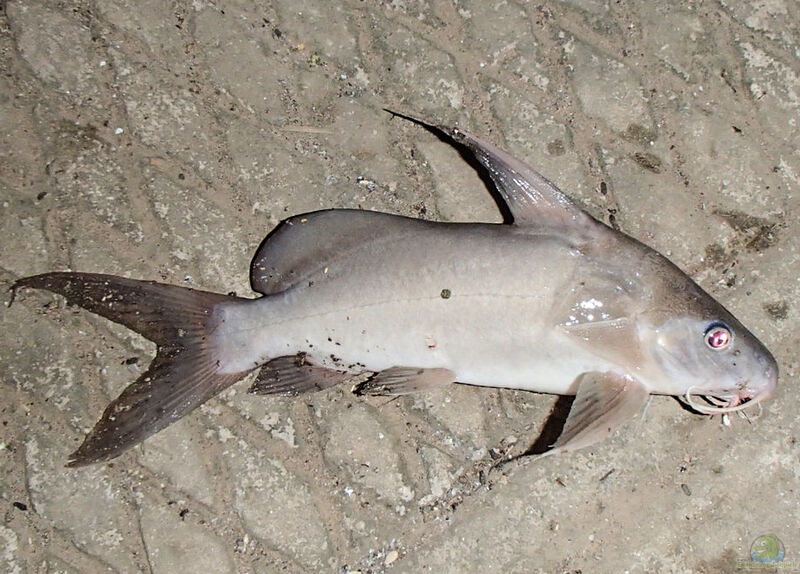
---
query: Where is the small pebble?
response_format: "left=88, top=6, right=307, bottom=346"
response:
left=385, top=550, right=399, bottom=566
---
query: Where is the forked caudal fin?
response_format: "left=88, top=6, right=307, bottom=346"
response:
left=11, top=272, right=253, bottom=467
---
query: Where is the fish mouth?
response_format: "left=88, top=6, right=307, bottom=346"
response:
left=680, top=385, right=773, bottom=415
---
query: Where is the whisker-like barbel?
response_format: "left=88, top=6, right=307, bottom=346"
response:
left=681, top=386, right=772, bottom=415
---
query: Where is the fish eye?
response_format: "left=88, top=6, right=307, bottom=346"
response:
left=704, top=322, right=732, bottom=350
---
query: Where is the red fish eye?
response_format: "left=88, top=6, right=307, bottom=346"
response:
left=704, top=325, right=731, bottom=350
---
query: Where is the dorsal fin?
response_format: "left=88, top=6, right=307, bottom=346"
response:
left=451, top=127, right=598, bottom=230
left=250, top=209, right=430, bottom=295
left=252, top=114, right=608, bottom=296
left=385, top=109, right=602, bottom=233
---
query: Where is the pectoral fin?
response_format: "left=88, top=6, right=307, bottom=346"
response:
left=543, top=371, right=649, bottom=456
left=354, top=367, right=456, bottom=396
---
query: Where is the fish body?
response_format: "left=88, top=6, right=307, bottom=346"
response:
left=217, top=216, right=603, bottom=393
left=11, top=113, right=778, bottom=466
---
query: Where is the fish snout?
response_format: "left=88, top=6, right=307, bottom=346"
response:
left=755, top=351, right=779, bottom=399
left=739, top=358, right=778, bottom=406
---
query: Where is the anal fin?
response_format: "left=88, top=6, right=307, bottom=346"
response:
left=542, top=371, right=649, bottom=457
left=354, top=366, right=455, bottom=396
left=249, top=354, right=352, bottom=396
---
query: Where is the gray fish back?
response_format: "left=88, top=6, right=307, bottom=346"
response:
left=250, top=209, right=435, bottom=295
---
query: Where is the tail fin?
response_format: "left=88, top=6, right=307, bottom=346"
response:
left=12, top=272, right=253, bottom=467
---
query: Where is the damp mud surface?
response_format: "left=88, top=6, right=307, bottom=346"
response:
left=1, top=1, right=799, bottom=572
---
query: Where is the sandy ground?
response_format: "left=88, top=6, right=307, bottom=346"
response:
left=1, top=1, right=798, bottom=572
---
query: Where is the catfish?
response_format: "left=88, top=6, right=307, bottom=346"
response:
left=11, top=113, right=778, bottom=466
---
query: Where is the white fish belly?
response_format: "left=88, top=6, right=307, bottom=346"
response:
left=214, top=271, right=617, bottom=395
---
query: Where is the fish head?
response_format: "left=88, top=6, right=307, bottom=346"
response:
left=640, top=295, right=778, bottom=415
